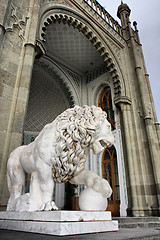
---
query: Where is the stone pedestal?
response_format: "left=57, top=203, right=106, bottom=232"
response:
left=0, top=211, right=118, bottom=236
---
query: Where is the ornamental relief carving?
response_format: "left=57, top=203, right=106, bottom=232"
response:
left=109, top=40, right=122, bottom=61
left=136, top=100, right=153, bottom=119
left=99, top=30, right=123, bottom=62
left=5, top=3, right=29, bottom=41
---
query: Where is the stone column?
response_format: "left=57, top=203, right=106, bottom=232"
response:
left=0, top=0, right=10, bottom=44
left=118, top=102, right=138, bottom=215
left=114, top=122, right=128, bottom=216
left=116, top=98, right=150, bottom=216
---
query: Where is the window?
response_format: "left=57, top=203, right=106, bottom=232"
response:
left=98, top=86, right=116, bottom=129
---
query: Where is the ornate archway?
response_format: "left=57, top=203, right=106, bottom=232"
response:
left=38, top=10, right=123, bottom=97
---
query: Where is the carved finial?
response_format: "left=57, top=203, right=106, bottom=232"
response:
left=121, top=0, right=124, bottom=4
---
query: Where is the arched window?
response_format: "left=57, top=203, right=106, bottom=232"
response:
left=98, top=86, right=116, bottom=129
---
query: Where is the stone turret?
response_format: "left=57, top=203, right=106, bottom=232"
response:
left=117, top=2, right=131, bottom=28
left=117, top=1, right=160, bottom=216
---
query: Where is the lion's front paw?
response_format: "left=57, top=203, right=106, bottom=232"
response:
left=39, top=201, right=58, bottom=211
left=93, top=178, right=112, bottom=198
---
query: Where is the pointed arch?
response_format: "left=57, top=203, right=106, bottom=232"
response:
left=24, top=57, right=77, bottom=133
left=38, top=9, right=123, bottom=97
left=35, top=56, right=81, bottom=106
left=98, top=86, right=116, bottom=129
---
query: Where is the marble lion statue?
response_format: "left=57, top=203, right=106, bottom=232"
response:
left=7, top=105, right=114, bottom=211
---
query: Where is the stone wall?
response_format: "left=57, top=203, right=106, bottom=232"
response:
left=0, top=0, right=41, bottom=204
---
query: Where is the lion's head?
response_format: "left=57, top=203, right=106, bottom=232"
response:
left=52, top=105, right=114, bottom=183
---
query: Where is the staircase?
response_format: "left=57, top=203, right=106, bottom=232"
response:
left=114, top=217, right=160, bottom=229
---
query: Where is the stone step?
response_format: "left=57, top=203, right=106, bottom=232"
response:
left=0, top=211, right=118, bottom=236
left=113, top=217, right=160, bottom=229
left=119, top=222, right=160, bottom=229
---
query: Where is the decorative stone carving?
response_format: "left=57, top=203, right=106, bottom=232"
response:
left=6, top=4, right=29, bottom=40
left=61, top=64, right=81, bottom=88
left=40, top=13, right=122, bottom=96
left=7, top=105, right=114, bottom=211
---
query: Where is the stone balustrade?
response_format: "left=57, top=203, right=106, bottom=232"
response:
left=77, top=0, right=123, bottom=36
left=40, top=0, right=123, bottom=37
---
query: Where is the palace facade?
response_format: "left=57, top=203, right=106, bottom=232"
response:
left=0, top=0, right=159, bottom=216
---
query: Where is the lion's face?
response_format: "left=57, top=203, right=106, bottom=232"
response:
left=91, top=118, right=114, bottom=154
left=51, top=105, right=115, bottom=182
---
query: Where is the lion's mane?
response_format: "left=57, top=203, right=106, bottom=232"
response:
left=51, top=105, right=107, bottom=183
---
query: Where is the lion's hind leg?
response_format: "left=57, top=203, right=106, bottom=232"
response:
left=7, top=147, right=26, bottom=211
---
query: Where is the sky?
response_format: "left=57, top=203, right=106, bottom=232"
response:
left=97, top=0, right=160, bottom=123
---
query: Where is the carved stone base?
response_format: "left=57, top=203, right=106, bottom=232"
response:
left=0, top=211, right=118, bottom=236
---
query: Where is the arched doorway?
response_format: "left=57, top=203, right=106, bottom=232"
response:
left=102, top=146, right=120, bottom=216
left=98, top=86, right=120, bottom=216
